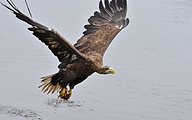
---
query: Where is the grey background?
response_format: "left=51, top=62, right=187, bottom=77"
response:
left=0, top=0, right=192, bottom=119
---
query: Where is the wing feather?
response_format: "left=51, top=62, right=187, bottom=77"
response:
left=74, top=0, right=129, bottom=56
left=99, top=1, right=111, bottom=20
left=104, top=0, right=113, bottom=14
left=110, top=0, right=117, bottom=12
left=1, top=0, right=84, bottom=62
left=94, top=11, right=109, bottom=21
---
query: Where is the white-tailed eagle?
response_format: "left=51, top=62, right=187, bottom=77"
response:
left=1, top=0, right=129, bottom=100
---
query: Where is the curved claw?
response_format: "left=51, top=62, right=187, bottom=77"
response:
left=58, top=88, right=72, bottom=100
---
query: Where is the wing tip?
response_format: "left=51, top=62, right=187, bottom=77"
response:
left=85, top=0, right=129, bottom=36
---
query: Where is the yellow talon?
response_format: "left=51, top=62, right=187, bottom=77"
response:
left=68, top=89, right=72, bottom=98
left=59, top=88, right=67, bottom=98
left=58, top=88, right=72, bottom=100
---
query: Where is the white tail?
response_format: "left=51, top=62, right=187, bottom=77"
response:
left=38, top=74, right=61, bottom=94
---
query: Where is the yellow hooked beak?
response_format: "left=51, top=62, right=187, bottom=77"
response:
left=106, top=68, right=115, bottom=74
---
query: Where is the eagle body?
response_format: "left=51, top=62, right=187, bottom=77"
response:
left=56, top=58, right=94, bottom=89
left=1, top=0, right=129, bottom=100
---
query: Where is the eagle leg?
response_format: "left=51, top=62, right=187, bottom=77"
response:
left=58, top=87, right=72, bottom=100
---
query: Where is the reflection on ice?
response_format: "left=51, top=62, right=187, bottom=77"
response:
left=0, top=105, right=43, bottom=120
left=47, top=99, right=84, bottom=108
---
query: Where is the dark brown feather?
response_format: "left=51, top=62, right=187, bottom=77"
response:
left=99, top=1, right=111, bottom=20
left=104, top=0, right=113, bottom=14
left=2, top=0, right=84, bottom=63
left=74, top=0, right=129, bottom=57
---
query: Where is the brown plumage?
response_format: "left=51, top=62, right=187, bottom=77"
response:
left=1, top=0, right=129, bottom=100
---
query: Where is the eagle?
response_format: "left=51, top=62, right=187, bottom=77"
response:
left=1, top=0, right=129, bottom=100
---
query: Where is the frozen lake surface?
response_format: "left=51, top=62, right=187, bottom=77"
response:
left=0, top=0, right=192, bottom=119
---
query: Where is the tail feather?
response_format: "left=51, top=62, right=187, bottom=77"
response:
left=39, top=74, right=61, bottom=95
left=43, top=83, right=52, bottom=93
left=40, top=74, right=55, bottom=80
left=47, top=85, right=55, bottom=94
left=55, top=83, right=60, bottom=93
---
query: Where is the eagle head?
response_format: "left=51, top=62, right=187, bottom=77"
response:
left=97, top=66, right=115, bottom=74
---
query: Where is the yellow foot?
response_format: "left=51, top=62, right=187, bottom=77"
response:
left=58, top=88, right=72, bottom=100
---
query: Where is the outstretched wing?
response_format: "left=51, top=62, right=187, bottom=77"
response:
left=1, top=0, right=84, bottom=62
left=74, top=0, right=129, bottom=57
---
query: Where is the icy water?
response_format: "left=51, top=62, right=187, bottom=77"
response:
left=0, top=0, right=192, bottom=120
